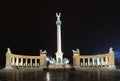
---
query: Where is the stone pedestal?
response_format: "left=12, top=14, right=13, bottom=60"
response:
left=56, top=52, right=63, bottom=64
left=49, top=64, right=71, bottom=69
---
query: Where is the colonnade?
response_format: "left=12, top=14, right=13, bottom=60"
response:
left=79, top=56, right=109, bottom=67
left=73, top=48, right=116, bottom=69
left=11, top=57, right=40, bottom=67
left=5, top=51, right=46, bottom=69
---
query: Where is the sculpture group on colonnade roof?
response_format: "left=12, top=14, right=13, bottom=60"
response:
left=40, top=49, right=47, bottom=54
left=56, top=13, right=61, bottom=22
left=109, top=47, right=114, bottom=53
left=7, top=48, right=12, bottom=53
left=72, top=48, right=80, bottom=54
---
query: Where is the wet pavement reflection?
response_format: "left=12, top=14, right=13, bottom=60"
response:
left=0, top=69, right=120, bottom=81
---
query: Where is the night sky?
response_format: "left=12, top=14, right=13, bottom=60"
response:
left=0, top=1, right=120, bottom=65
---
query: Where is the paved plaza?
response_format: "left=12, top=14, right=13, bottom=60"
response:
left=0, top=69, right=120, bottom=81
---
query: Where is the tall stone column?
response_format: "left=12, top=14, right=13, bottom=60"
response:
left=55, top=13, right=63, bottom=63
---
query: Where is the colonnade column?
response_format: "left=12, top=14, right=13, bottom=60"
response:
left=97, top=58, right=99, bottom=66
left=30, top=59, right=32, bottom=67
left=106, top=57, right=108, bottom=66
left=88, top=58, right=90, bottom=66
left=83, top=58, right=85, bottom=66
left=21, top=58, right=23, bottom=66
left=26, top=58, right=28, bottom=66
left=12, top=57, right=15, bottom=66
left=39, top=59, right=41, bottom=67
left=35, top=59, right=37, bottom=67
left=16, top=58, right=19, bottom=66
left=101, top=57, right=103, bottom=66
left=92, top=58, right=94, bottom=66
